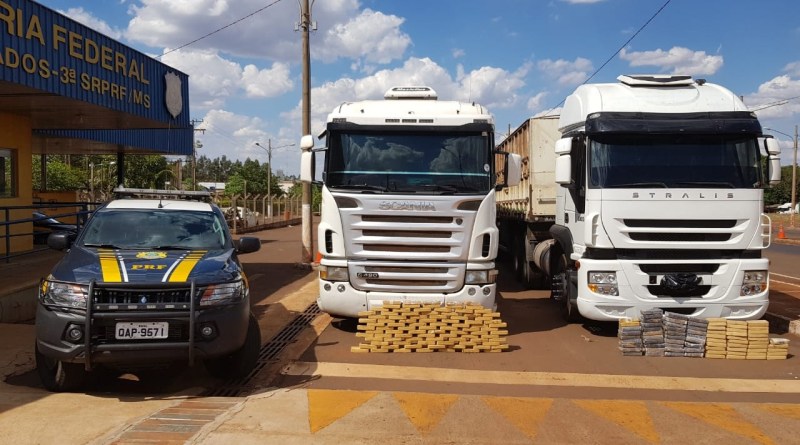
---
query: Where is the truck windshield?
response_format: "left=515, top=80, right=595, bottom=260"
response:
left=325, top=131, right=492, bottom=193
left=588, top=134, right=762, bottom=189
left=81, top=210, right=227, bottom=250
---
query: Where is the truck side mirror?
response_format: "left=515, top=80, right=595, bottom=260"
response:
left=300, top=134, right=316, bottom=183
left=506, top=153, right=522, bottom=187
left=555, top=155, right=572, bottom=185
left=300, top=151, right=315, bottom=183
left=763, top=137, right=782, bottom=186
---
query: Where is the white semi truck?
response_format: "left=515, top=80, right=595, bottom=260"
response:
left=498, top=75, right=782, bottom=322
left=301, top=86, right=521, bottom=317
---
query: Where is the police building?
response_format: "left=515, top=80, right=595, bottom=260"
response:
left=0, top=0, right=192, bottom=254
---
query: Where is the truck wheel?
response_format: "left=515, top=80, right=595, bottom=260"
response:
left=35, top=344, right=88, bottom=392
left=205, top=313, right=261, bottom=380
left=554, top=254, right=582, bottom=323
left=522, top=229, right=548, bottom=289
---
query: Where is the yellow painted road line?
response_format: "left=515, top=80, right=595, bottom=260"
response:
left=283, top=361, right=800, bottom=394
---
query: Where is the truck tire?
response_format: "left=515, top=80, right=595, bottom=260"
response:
left=522, top=229, right=548, bottom=289
left=35, top=344, right=88, bottom=392
left=554, top=253, right=582, bottom=323
left=205, top=312, right=261, bottom=380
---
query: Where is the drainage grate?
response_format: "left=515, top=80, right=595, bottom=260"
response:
left=204, top=302, right=322, bottom=397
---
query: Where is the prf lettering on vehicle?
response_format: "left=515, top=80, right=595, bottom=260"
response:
left=98, top=249, right=208, bottom=283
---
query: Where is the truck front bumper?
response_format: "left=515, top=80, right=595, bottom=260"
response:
left=574, top=257, right=770, bottom=321
left=317, top=281, right=496, bottom=318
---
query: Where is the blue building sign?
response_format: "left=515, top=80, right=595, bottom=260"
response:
left=0, top=0, right=190, bottom=129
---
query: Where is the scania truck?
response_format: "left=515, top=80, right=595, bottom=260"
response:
left=300, top=86, right=521, bottom=317
left=499, top=75, right=782, bottom=322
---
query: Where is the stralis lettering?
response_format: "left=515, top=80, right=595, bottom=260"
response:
left=378, top=201, right=436, bottom=211
left=632, top=192, right=735, bottom=199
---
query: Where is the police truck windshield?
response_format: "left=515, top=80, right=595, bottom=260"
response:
left=589, top=134, right=762, bottom=189
left=325, top=131, right=493, bottom=194
left=81, top=210, right=226, bottom=250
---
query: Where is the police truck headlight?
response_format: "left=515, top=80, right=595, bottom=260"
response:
left=588, top=271, right=618, bottom=296
left=200, top=281, right=245, bottom=306
left=40, top=280, right=88, bottom=309
left=320, top=265, right=348, bottom=281
left=465, top=270, right=497, bottom=285
left=740, top=270, right=767, bottom=296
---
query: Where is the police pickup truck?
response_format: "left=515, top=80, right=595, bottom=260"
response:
left=35, top=188, right=262, bottom=391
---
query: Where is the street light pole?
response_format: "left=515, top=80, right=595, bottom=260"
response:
left=256, top=140, right=294, bottom=219
left=300, top=0, right=314, bottom=263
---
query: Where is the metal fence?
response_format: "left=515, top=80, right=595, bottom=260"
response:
left=1, top=203, right=93, bottom=263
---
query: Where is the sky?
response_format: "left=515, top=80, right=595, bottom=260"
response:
left=36, top=0, right=800, bottom=176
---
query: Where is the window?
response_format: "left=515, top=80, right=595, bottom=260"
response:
left=0, top=149, right=16, bottom=198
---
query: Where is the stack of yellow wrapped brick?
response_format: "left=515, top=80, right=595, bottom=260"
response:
left=768, top=338, right=789, bottom=360
left=352, top=302, right=509, bottom=353
left=704, top=318, right=789, bottom=360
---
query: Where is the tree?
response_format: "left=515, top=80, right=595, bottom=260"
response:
left=764, top=165, right=795, bottom=206
left=32, top=156, right=84, bottom=191
left=124, top=155, right=171, bottom=189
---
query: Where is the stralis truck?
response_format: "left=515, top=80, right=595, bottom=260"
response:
left=301, top=86, right=521, bottom=317
left=498, top=75, right=782, bottom=322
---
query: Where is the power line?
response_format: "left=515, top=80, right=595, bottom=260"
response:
left=157, top=0, right=286, bottom=59
left=751, top=95, right=800, bottom=112
left=541, top=0, right=671, bottom=117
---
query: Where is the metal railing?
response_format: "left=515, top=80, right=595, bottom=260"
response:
left=1, top=203, right=95, bottom=263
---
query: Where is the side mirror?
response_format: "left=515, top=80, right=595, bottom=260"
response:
left=555, top=155, right=572, bottom=185
left=300, top=134, right=315, bottom=150
left=764, top=137, right=781, bottom=156
left=506, top=153, right=522, bottom=187
left=236, top=236, right=261, bottom=254
left=555, top=137, right=572, bottom=155
left=300, top=150, right=315, bottom=183
left=47, top=232, right=74, bottom=251
left=769, top=156, right=781, bottom=185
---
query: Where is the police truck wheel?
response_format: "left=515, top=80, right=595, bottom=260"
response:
left=205, top=313, right=261, bottom=380
left=35, top=344, right=87, bottom=392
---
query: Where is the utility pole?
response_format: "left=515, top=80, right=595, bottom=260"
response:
left=793, top=125, right=798, bottom=228
left=299, top=0, right=314, bottom=263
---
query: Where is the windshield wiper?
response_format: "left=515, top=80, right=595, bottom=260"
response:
left=332, top=184, right=387, bottom=192
left=605, top=182, right=668, bottom=188
left=417, top=184, right=458, bottom=194
left=83, top=243, right=123, bottom=249
left=672, top=181, right=736, bottom=189
left=151, top=245, right=190, bottom=250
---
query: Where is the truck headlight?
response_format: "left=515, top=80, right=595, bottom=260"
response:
left=320, top=265, right=348, bottom=281
left=200, top=281, right=245, bottom=306
left=465, top=270, right=497, bottom=285
left=588, top=271, right=618, bottom=296
left=40, top=280, right=88, bottom=309
left=740, top=270, right=767, bottom=296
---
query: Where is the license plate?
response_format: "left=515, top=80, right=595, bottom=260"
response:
left=115, top=322, right=169, bottom=340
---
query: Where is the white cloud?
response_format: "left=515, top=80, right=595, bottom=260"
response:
left=198, top=109, right=296, bottom=163
left=452, top=48, right=466, bottom=59
left=60, top=7, right=123, bottom=39
left=125, top=0, right=360, bottom=62
left=241, top=62, right=293, bottom=98
left=282, top=57, right=530, bottom=138
left=160, top=49, right=294, bottom=108
left=745, top=74, right=800, bottom=120
left=317, top=9, right=411, bottom=65
left=526, top=92, right=548, bottom=112
left=537, top=57, right=593, bottom=86
left=619, top=47, right=723, bottom=76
